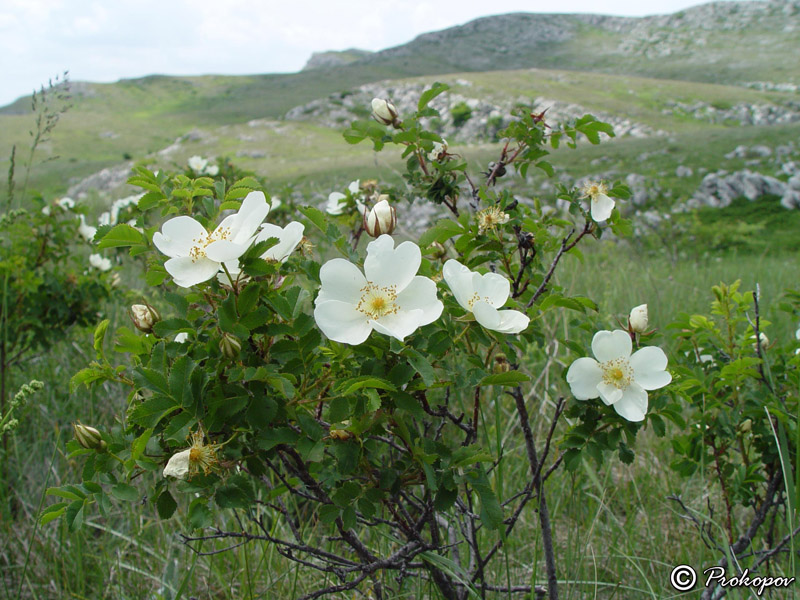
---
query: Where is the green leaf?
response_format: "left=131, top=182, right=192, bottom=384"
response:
left=339, top=376, right=396, bottom=396
left=96, top=224, right=146, bottom=250
left=169, top=355, right=196, bottom=407
left=188, top=498, right=212, bottom=529
left=298, top=205, right=328, bottom=233
left=39, top=502, right=68, bottom=526
left=215, top=475, right=255, bottom=509
left=111, top=483, right=139, bottom=502
left=156, top=490, right=177, bottom=519
left=418, top=218, right=464, bottom=246
left=93, top=319, right=110, bottom=355
left=418, top=82, right=450, bottom=111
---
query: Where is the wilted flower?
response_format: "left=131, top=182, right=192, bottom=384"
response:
left=314, top=235, right=442, bottom=344
left=131, top=304, right=160, bottom=333
left=428, top=139, right=448, bottom=162
left=163, top=430, right=218, bottom=480
left=371, top=98, right=399, bottom=126
left=364, top=197, right=397, bottom=237
left=78, top=215, right=97, bottom=242
left=442, top=259, right=530, bottom=334
left=187, top=155, right=208, bottom=172
left=566, top=329, right=671, bottom=422
left=629, top=304, right=648, bottom=333
left=72, top=422, right=107, bottom=452
left=477, top=205, right=510, bottom=234
left=580, top=181, right=615, bottom=222
left=89, top=253, right=112, bottom=272
left=153, top=191, right=269, bottom=287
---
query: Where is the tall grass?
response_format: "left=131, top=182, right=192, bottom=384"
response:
left=2, top=237, right=797, bottom=599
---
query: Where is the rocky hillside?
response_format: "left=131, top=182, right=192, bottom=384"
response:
left=310, top=0, right=799, bottom=87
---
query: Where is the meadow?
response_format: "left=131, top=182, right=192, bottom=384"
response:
left=1, top=60, right=799, bottom=599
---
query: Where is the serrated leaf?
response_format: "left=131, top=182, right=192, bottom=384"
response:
left=156, top=490, right=177, bottom=519
left=96, top=224, right=146, bottom=250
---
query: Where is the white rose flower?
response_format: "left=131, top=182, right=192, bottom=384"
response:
left=314, top=235, right=443, bottom=344
left=89, top=253, right=112, bottom=272
left=163, top=431, right=218, bottom=480
left=174, top=332, right=189, bottom=343
left=41, top=205, right=51, bottom=216
left=204, top=164, right=219, bottom=176
left=580, top=181, right=615, bottom=222
left=153, top=190, right=269, bottom=288
left=348, top=180, right=360, bottom=195
left=218, top=221, right=305, bottom=285
left=442, top=259, right=530, bottom=334
left=188, top=155, right=207, bottom=172
left=56, top=197, right=75, bottom=210
left=566, top=329, right=671, bottom=422
left=629, top=304, right=648, bottom=333
left=78, top=215, right=97, bottom=242
left=326, top=192, right=347, bottom=215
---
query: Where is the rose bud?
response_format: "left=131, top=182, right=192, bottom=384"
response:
left=364, top=196, right=397, bottom=237
left=371, top=98, right=399, bottom=127
left=72, top=422, right=107, bottom=452
left=628, top=304, right=648, bottom=334
left=219, top=333, right=242, bottom=359
left=131, top=304, right=160, bottom=333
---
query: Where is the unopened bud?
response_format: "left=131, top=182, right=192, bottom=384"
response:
left=364, top=197, right=397, bottom=237
left=73, top=422, right=107, bottom=452
left=371, top=98, right=399, bottom=127
left=629, top=304, right=648, bottom=334
left=493, top=354, right=510, bottom=374
left=219, top=333, right=242, bottom=359
left=131, top=304, right=160, bottom=333
left=428, top=241, right=447, bottom=260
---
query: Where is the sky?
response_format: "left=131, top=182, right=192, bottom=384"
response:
left=0, top=0, right=748, bottom=107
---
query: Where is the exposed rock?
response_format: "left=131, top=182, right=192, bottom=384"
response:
left=686, top=169, right=794, bottom=209
left=285, top=78, right=663, bottom=142
left=676, top=165, right=693, bottom=177
left=302, top=49, right=373, bottom=71
left=664, top=100, right=800, bottom=126
left=67, top=162, right=134, bottom=199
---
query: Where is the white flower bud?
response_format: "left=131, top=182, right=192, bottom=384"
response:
left=131, top=304, right=160, bottom=333
left=629, top=304, right=648, bottom=333
left=371, top=98, right=399, bottom=126
left=364, top=197, right=397, bottom=237
left=73, top=422, right=107, bottom=452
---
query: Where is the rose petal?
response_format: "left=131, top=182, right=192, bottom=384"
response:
left=612, top=383, right=648, bottom=422
left=314, top=300, right=372, bottom=345
left=370, top=309, right=426, bottom=341
left=591, top=330, right=632, bottom=363
left=317, top=259, right=367, bottom=305
left=395, top=276, right=443, bottom=327
left=364, top=235, right=420, bottom=291
left=566, top=357, right=602, bottom=400
left=630, top=346, right=672, bottom=390
left=165, top=256, right=220, bottom=288
left=442, top=259, right=476, bottom=310
left=474, top=272, right=510, bottom=308
left=591, top=193, right=615, bottom=222
left=597, top=382, right=623, bottom=406
left=153, top=216, right=208, bottom=258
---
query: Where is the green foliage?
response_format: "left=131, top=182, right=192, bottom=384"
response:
left=450, top=101, right=472, bottom=128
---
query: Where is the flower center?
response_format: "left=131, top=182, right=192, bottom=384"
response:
left=357, top=283, right=398, bottom=319
left=189, top=227, right=232, bottom=262
left=467, top=292, right=491, bottom=310
left=601, top=357, right=633, bottom=389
